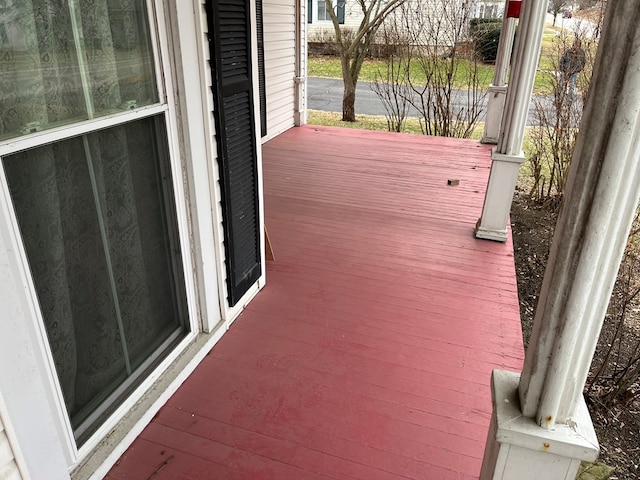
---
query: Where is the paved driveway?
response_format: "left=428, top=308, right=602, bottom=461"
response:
left=307, top=77, right=549, bottom=125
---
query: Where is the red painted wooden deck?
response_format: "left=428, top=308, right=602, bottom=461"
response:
left=107, top=126, right=524, bottom=480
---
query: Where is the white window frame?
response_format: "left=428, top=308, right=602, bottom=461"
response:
left=311, top=0, right=339, bottom=23
left=317, top=0, right=331, bottom=21
left=0, top=0, right=226, bottom=476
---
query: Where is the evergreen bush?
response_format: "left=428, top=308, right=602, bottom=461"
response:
left=470, top=18, right=502, bottom=63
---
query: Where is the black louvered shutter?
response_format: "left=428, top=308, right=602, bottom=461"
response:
left=337, top=0, right=345, bottom=24
left=256, top=0, right=267, bottom=137
left=206, top=0, right=262, bottom=307
left=308, top=0, right=312, bottom=22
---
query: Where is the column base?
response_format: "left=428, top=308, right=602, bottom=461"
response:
left=475, top=220, right=508, bottom=242
left=480, top=370, right=599, bottom=480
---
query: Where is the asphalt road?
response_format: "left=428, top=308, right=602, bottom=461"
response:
left=307, top=76, right=544, bottom=125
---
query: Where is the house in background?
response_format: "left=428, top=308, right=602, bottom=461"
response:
left=307, top=0, right=345, bottom=39
left=472, top=0, right=505, bottom=18
left=306, top=0, right=504, bottom=52
left=0, top=0, right=638, bottom=479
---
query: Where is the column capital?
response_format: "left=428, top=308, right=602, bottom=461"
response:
left=487, top=84, right=508, bottom=94
left=491, top=149, right=526, bottom=164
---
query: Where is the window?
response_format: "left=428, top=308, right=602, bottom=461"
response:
left=0, top=0, right=157, bottom=140
left=317, top=0, right=330, bottom=21
left=479, top=2, right=500, bottom=18
left=0, top=0, right=189, bottom=447
left=309, top=0, right=345, bottom=24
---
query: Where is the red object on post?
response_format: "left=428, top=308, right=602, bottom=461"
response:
left=506, top=0, right=522, bottom=17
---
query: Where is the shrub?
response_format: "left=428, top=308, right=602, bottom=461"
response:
left=470, top=18, right=502, bottom=63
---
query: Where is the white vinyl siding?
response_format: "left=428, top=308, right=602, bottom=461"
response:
left=195, top=0, right=229, bottom=322
left=264, top=0, right=297, bottom=138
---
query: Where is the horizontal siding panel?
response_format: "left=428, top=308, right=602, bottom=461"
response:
left=267, top=110, right=294, bottom=126
left=266, top=49, right=295, bottom=62
left=266, top=96, right=294, bottom=116
left=265, top=64, right=295, bottom=79
left=266, top=72, right=295, bottom=87
left=265, top=16, right=296, bottom=26
left=270, top=104, right=293, bottom=126
left=261, top=31, right=295, bottom=42
left=262, top=55, right=294, bottom=70
left=264, top=19, right=296, bottom=27
left=268, top=105, right=295, bottom=124
left=263, top=39, right=295, bottom=52
left=263, top=4, right=295, bottom=16
left=267, top=96, right=295, bottom=113
left=264, top=49, right=293, bottom=62
left=267, top=64, right=295, bottom=77
left=264, top=47, right=296, bottom=62
left=267, top=116, right=295, bottom=138
left=265, top=55, right=295, bottom=86
left=267, top=98, right=294, bottom=117
left=265, top=21, right=295, bottom=30
left=266, top=89, right=294, bottom=105
left=267, top=92, right=294, bottom=111
left=265, top=99, right=294, bottom=139
left=267, top=73, right=295, bottom=87
left=264, top=14, right=296, bottom=24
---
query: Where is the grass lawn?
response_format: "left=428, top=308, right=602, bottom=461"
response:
left=308, top=26, right=564, bottom=96
left=308, top=55, right=495, bottom=91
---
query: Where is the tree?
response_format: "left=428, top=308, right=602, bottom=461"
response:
left=548, top=0, right=571, bottom=25
left=325, top=0, right=407, bottom=122
left=577, top=0, right=599, bottom=8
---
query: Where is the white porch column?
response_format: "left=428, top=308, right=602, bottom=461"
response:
left=481, top=2, right=640, bottom=478
left=481, top=2, right=517, bottom=145
left=475, top=0, right=546, bottom=242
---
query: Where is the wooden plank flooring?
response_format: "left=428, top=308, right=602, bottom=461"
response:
left=107, top=126, right=524, bottom=480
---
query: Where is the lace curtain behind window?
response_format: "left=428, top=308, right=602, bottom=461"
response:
left=0, top=0, right=156, bottom=140
left=1, top=0, right=184, bottom=443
